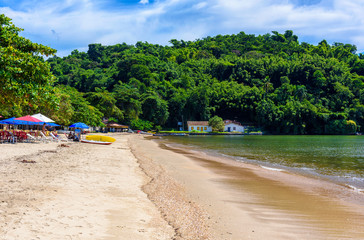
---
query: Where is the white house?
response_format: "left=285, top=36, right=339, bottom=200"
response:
left=187, top=121, right=212, bottom=132
left=224, top=120, right=244, bottom=133
left=187, top=120, right=244, bottom=133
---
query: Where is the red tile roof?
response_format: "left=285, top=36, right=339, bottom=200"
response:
left=223, top=120, right=242, bottom=126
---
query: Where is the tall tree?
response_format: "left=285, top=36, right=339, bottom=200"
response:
left=141, top=92, right=169, bottom=125
left=84, top=87, right=123, bottom=121
left=208, top=115, right=224, bottom=132
left=0, top=14, right=57, bottom=116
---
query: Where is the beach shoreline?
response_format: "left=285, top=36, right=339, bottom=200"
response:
left=130, top=134, right=364, bottom=239
left=1, top=133, right=364, bottom=239
left=157, top=137, right=364, bottom=205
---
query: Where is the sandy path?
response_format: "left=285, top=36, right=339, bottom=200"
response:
left=0, top=135, right=174, bottom=240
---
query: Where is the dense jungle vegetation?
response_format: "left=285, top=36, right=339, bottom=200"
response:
left=1, top=14, right=364, bottom=134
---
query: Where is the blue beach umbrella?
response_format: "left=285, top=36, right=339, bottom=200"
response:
left=0, top=117, right=17, bottom=125
left=69, top=122, right=89, bottom=129
left=47, top=122, right=61, bottom=127
left=0, top=117, right=39, bottom=125
left=69, top=122, right=89, bottom=141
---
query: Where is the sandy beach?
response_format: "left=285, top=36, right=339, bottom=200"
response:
left=1, top=133, right=364, bottom=239
left=0, top=135, right=174, bottom=239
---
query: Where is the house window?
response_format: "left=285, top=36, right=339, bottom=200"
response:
left=204, top=127, right=207, bottom=130
left=197, top=127, right=200, bottom=130
left=233, top=127, right=236, bottom=130
left=191, top=127, right=194, bottom=130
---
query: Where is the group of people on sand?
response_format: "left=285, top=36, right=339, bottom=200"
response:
left=42, top=123, right=79, bottom=141
left=67, top=131, right=80, bottom=141
left=42, top=123, right=58, bottom=137
left=1, top=122, right=81, bottom=143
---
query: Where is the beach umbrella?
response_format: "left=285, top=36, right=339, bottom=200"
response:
left=0, top=117, right=16, bottom=125
left=15, top=115, right=43, bottom=123
left=47, top=122, right=61, bottom=127
left=69, top=122, right=89, bottom=142
left=31, top=113, right=55, bottom=123
left=14, top=115, right=44, bottom=131
left=69, top=122, right=89, bottom=129
left=0, top=117, right=36, bottom=125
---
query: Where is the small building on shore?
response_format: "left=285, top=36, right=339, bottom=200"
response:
left=102, top=119, right=129, bottom=132
left=106, top=122, right=129, bottom=132
left=187, top=121, right=212, bottom=132
left=223, top=120, right=244, bottom=133
left=187, top=120, right=244, bottom=133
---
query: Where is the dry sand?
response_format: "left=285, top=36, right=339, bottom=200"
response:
left=2, top=133, right=364, bottom=240
left=0, top=135, right=174, bottom=240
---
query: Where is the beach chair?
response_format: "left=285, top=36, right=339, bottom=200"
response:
left=64, top=132, right=75, bottom=142
left=0, top=131, right=5, bottom=143
left=15, top=131, right=27, bottom=142
left=7, top=131, right=16, bottom=143
left=26, top=133, right=38, bottom=143
left=50, top=132, right=64, bottom=142
left=40, top=132, right=52, bottom=143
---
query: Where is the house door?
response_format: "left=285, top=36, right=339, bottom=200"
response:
left=227, top=127, right=231, bottom=132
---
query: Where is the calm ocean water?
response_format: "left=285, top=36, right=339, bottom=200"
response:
left=162, top=135, right=364, bottom=191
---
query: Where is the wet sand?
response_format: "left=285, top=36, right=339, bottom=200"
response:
left=130, top=135, right=364, bottom=239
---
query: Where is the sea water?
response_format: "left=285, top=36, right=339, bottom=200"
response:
left=162, top=135, right=364, bottom=191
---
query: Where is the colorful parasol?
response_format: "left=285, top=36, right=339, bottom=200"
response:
left=15, top=115, right=43, bottom=123
left=31, top=113, right=55, bottom=123
left=69, top=122, right=89, bottom=129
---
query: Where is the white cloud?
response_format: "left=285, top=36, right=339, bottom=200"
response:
left=1, top=0, right=364, bottom=56
left=193, top=2, right=208, bottom=10
left=205, top=0, right=364, bottom=51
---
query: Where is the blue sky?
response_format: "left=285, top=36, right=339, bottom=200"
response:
left=1, top=0, right=363, bottom=57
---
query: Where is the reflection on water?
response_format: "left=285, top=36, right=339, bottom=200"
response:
left=163, top=135, right=364, bottom=189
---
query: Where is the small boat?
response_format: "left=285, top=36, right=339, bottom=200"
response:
left=170, top=133, right=187, bottom=136
left=86, top=135, right=116, bottom=142
left=81, top=139, right=112, bottom=145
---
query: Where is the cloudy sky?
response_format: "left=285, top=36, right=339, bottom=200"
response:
left=1, top=0, right=363, bottom=56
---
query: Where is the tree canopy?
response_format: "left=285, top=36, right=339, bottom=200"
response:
left=0, top=14, right=103, bottom=126
left=0, top=14, right=57, bottom=117
left=2, top=12, right=364, bottom=134
left=209, top=116, right=224, bottom=132
left=46, top=31, right=364, bottom=134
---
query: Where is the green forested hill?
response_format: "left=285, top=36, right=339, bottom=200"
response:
left=47, top=30, right=364, bottom=134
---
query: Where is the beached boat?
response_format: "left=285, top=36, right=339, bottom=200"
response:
left=81, top=139, right=112, bottom=145
left=86, top=135, right=116, bottom=142
left=170, top=133, right=187, bottom=136
left=153, top=133, right=187, bottom=136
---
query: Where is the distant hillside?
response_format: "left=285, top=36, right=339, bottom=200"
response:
left=47, top=30, right=364, bottom=134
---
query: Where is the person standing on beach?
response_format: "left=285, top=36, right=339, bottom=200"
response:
left=42, top=123, right=47, bottom=135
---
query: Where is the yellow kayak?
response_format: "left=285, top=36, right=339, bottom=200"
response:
left=85, top=135, right=116, bottom=142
